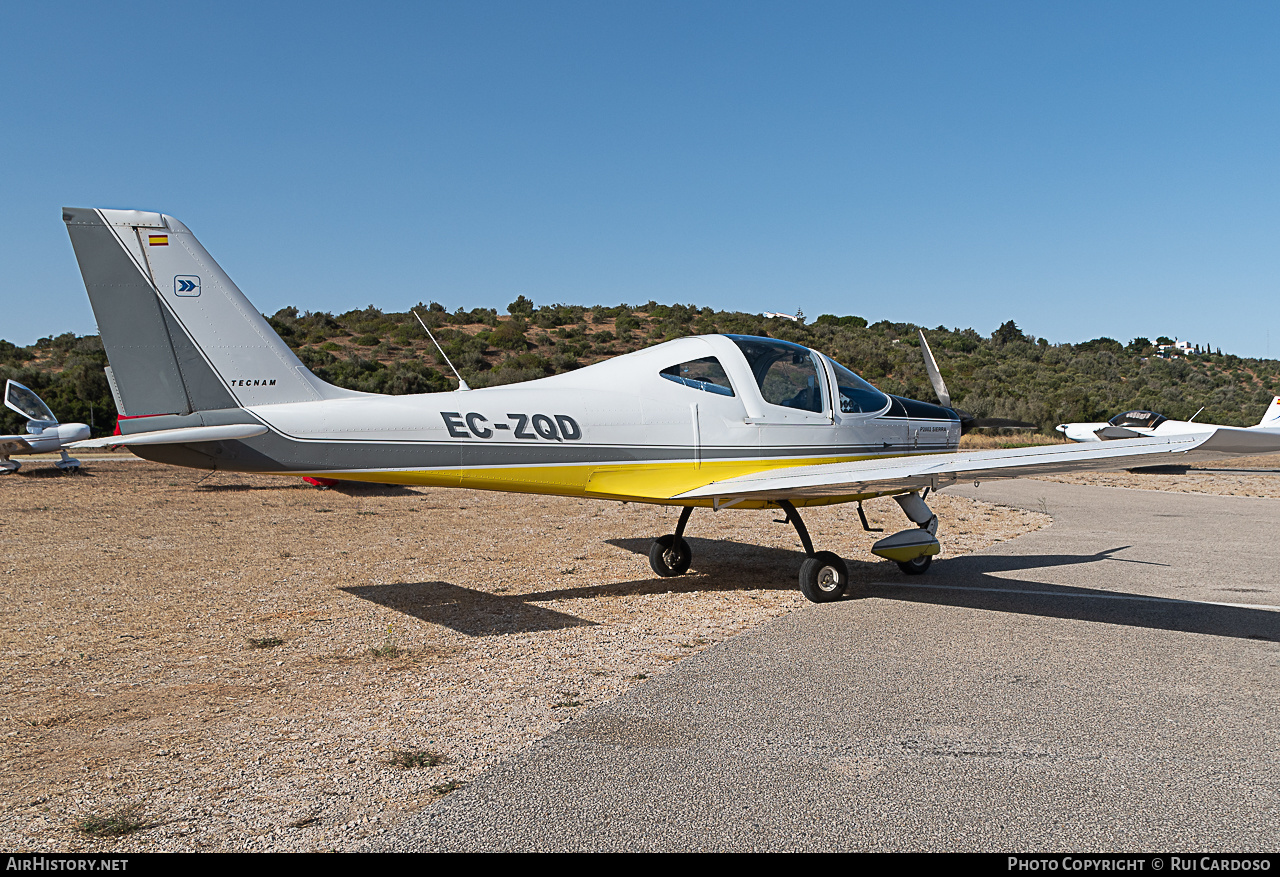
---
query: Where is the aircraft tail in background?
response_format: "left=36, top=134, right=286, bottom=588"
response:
left=1256, top=396, right=1280, bottom=428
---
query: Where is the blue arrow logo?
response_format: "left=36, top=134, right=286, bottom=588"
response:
left=174, top=275, right=201, bottom=296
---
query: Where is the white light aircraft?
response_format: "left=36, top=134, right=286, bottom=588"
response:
left=0, top=380, right=90, bottom=473
left=61, top=208, right=1280, bottom=602
left=1057, top=398, right=1280, bottom=443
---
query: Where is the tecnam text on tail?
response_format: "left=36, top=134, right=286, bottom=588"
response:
left=63, top=208, right=1280, bottom=602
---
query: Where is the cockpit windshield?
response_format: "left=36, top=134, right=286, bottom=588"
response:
left=827, top=359, right=889, bottom=414
left=1108, top=410, right=1167, bottom=429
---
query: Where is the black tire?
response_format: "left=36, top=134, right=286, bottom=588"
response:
left=896, top=554, right=933, bottom=575
left=798, top=551, right=849, bottom=603
left=649, top=535, right=692, bottom=577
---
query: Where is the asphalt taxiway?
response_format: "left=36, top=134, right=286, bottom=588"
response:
left=374, top=480, right=1279, bottom=852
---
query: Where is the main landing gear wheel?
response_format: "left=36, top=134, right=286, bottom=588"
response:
left=798, top=550, right=849, bottom=603
left=896, top=554, right=932, bottom=575
left=649, top=534, right=692, bottom=577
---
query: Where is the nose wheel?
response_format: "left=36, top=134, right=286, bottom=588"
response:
left=896, top=554, right=933, bottom=575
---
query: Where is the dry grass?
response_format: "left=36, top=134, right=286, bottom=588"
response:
left=959, top=432, right=1070, bottom=450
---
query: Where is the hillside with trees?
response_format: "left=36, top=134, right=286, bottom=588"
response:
left=3, top=300, right=1278, bottom=439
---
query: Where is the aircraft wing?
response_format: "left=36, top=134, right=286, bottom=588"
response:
left=0, top=435, right=36, bottom=455
left=675, top=428, right=1278, bottom=502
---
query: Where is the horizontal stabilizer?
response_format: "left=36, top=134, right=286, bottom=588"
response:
left=70, top=424, right=268, bottom=449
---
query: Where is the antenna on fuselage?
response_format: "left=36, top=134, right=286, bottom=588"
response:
left=414, top=310, right=471, bottom=391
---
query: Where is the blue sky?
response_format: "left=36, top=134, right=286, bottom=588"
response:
left=3, top=1, right=1280, bottom=358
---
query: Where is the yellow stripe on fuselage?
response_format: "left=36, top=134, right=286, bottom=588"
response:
left=279, top=453, right=925, bottom=509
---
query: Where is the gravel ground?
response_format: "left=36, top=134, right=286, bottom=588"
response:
left=1038, top=453, right=1280, bottom=497
left=1, top=457, right=1049, bottom=852
left=4, top=452, right=1274, bottom=852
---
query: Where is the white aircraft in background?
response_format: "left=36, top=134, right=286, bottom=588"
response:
left=60, top=207, right=1280, bottom=602
left=0, top=380, right=90, bottom=473
left=1057, top=397, right=1280, bottom=443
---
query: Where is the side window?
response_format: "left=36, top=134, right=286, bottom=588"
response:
left=659, top=357, right=735, bottom=397
left=759, top=356, right=823, bottom=412
left=726, top=336, right=826, bottom=413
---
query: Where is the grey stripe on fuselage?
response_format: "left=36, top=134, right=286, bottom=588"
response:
left=131, top=424, right=955, bottom=473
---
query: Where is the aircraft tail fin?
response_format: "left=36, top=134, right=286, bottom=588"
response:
left=1258, top=396, right=1280, bottom=428
left=62, top=208, right=360, bottom=418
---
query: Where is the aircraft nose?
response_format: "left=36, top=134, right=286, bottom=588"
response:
left=58, top=423, right=91, bottom=443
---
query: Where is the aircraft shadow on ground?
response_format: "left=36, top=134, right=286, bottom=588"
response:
left=343, top=581, right=597, bottom=636
left=342, top=539, right=826, bottom=636
left=872, top=551, right=1279, bottom=642
left=17, top=467, right=94, bottom=479
left=345, top=540, right=1276, bottom=642
left=194, top=479, right=306, bottom=492
left=328, top=482, right=419, bottom=497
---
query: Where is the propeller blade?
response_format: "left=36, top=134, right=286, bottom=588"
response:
left=917, top=330, right=951, bottom=409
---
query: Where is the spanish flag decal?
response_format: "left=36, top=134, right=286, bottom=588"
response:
left=148, top=234, right=168, bottom=246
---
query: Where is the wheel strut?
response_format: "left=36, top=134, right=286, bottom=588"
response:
left=649, top=506, right=695, bottom=577
left=775, top=500, right=815, bottom=556
left=673, top=505, right=692, bottom=540
left=777, top=500, right=851, bottom=603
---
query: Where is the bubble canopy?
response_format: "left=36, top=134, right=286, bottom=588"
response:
left=724, top=335, right=889, bottom=415
left=4, top=380, right=56, bottom=423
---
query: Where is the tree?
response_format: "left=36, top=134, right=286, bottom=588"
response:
left=992, top=320, right=1024, bottom=345
left=507, top=295, right=534, bottom=318
left=1075, top=337, right=1123, bottom=354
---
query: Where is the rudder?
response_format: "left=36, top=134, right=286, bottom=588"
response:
left=63, top=208, right=358, bottom=416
